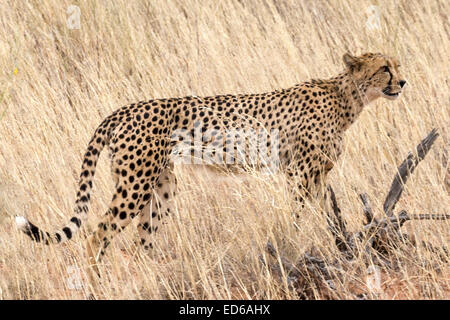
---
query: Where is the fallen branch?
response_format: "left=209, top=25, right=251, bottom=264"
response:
left=359, top=193, right=375, bottom=224
left=262, top=129, right=448, bottom=299
left=325, top=186, right=351, bottom=254
left=383, top=128, right=439, bottom=216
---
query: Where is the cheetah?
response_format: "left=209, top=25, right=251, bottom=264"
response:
left=16, top=52, right=406, bottom=271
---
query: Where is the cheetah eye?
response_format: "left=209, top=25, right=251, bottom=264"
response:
left=381, top=66, right=390, bottom=73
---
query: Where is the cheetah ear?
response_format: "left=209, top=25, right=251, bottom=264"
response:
left=343, top=53, right=361, bottom=70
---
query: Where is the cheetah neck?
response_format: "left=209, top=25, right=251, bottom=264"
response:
left=332, top=71, right=371, bottom=130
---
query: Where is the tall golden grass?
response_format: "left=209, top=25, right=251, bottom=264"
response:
left=0, top=0, right=448, bottom=299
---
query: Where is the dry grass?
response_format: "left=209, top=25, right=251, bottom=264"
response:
left=0, top=0, right=448, bottom=299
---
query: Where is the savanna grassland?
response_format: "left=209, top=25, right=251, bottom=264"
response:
left=0, top=0, right=448, bottom=299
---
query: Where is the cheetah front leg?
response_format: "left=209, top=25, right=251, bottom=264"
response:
left=136, top=168, right=177, bottom=251
left=286, top=165, right=331, bottom=218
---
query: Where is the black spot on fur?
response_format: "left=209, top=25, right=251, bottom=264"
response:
left=70, top=217, right=81, bottom=228
left=63, top=227, right=72, bottom=239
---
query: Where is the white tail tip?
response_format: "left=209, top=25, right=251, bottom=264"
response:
left=15, top=216, right=29, bottom=230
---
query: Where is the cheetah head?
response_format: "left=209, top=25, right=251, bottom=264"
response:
left=343, top=52, right=406, bottom=101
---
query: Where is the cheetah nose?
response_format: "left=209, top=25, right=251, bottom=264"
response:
left=399, top=80, right=406, bottom=88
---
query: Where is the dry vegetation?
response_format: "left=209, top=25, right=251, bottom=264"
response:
left=0, top=0, right=448, bottom=299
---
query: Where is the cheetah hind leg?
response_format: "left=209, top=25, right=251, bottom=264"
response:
left=86, top=174, right=156, bottom=280
left=136, top=168, right=177, bottom=252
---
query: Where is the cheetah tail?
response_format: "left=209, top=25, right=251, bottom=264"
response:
left=15, top=123, right=110, bottom=245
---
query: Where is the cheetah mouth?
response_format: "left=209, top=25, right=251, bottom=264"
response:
left=382, top=87, right=401, bottom=99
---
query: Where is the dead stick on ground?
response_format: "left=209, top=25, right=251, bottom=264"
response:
left=383, top=128, right=439, bottom=216
left=359, top=193, right=375, bottom=224
left=263, top=129, right=448, bottom=299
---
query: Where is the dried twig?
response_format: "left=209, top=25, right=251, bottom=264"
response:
left=262, top=129, right=448, bottom=299
left=325, top=185, right=351, bottom=253
left=359, top=193, right=375, bottom=224
left=383, top=128, right=439, bottom=216
left=265, top=242, right=300, bottom=277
